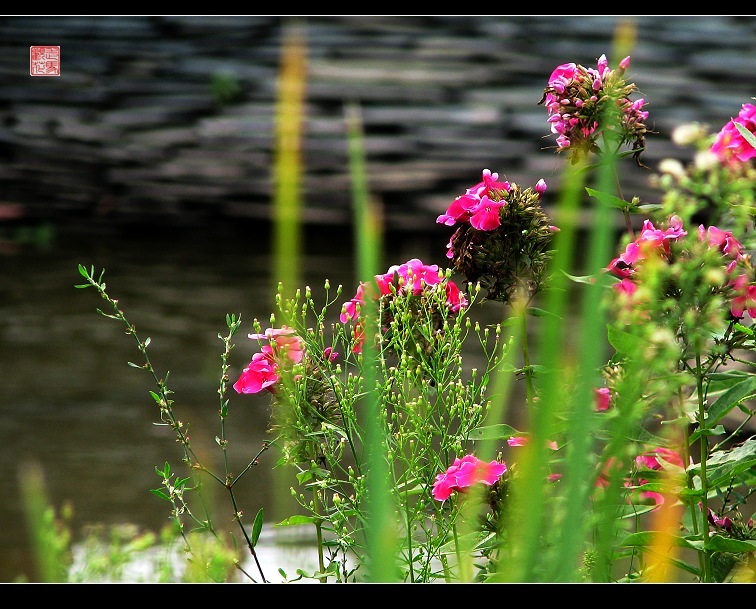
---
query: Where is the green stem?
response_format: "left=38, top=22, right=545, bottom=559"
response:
left=313, top=487, right=327, bottom=583
left=520, top=304, right=536, bottom=406
left=694, top=352, right=712, bottom=582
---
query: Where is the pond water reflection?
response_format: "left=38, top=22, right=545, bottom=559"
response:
left=1, top=219, right=506, bottom=582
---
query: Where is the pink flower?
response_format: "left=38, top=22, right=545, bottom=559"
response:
left=507, top=436, right=528, bottom=447
left=469, top=195, right=506, bottom=231
left=545, top=62, right=579, bottom=96
left=465, top=168, right=510, bottom=198
left=437, top=169, right=511, bottom=228
left=636, top=447, right=686, bottom=471
left=233, top=349, right=279, bottom=394
left=541, top=54, right=647, bottom=160
left=708, top=508, right=733, bottom=531
left=607, top=216, right=687, bottom=279
left=235, top=325, right=305, bottom=395
left=638, top=485, right=665, bottom=509
left=699, top=224, right=743, bottom=261
left=340, top=282, right=367, bottom=323
left=710, top=102, right=756, bottom=165
left=436, top=193, right=479, bottom=226
left=729, top=274, right=756, bottom=319
left=375, top=259, right=442, bottom=296
left=432, top=455, right=507, bottom=501
left=594, top=387, right=611, bottom=412
left=606, top=241, right=643, bottom=278
left=400, top=258, right=443, bottom=294
left=323, top=347, right=339, bottom=362
left=248, top=325, right=304, bottom=364
left=612, top=277, right=637, bottom=296
left=507, top=436, right=558, bottom=450
left=445, top=280, right=468, bottom=313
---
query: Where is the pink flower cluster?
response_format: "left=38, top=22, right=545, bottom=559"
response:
left=432, top=454, right=507, bottom=501
left=233, top=325, right=304, bottom=395
left=606, top=215, right=755, bottom=319
left=633, top=447, right=689, bottom=508
left=437, top=169, right=547, bottom=260
left=340, top=258, right=468, bottom=352
left=596, top=447, right=688, bottom=510
left=437, top=169, right=510, bottom=231
left=542, top=54, right=647, bottom=153
left=710, top=102, right=756, bottom=166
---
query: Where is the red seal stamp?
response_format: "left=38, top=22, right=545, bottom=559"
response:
left=30, top=46, right=61, bottom=76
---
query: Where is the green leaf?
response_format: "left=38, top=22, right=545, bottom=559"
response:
left=733, top=322, right=754, bottom=336
left=636, top=203, right=663, bottom=214
left=621, top=530, right=698, bottom=550
left=275, top=515, right=318, bottom=527
left=562, top=271, right=598, bottom=285
left=694, top=436, right=756, bottom=489
left=527, top=307, right=561, bottom=320
left=734, top=122, right=756, bottom=151
left=150, top=489, right=171, bottom=501
left=467, top=423, right=521, bottom=441
left=586, top=187, right=635, bottom=210
left=706, top=376, right=756, bottom=429
left=706, top=534, right=756, bottom=554
left=607, top=325, right=646, bottom=356
left=251, top=508, right=264, bottom=546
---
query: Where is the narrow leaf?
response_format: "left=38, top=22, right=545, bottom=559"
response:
left=251, top=508, right=264, bottom=546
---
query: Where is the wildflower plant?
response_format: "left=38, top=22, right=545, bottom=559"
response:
left=76, top=51, right=756, bottom=583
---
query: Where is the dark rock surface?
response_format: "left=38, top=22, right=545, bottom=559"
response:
left=0, top=15, right=754, bottom=231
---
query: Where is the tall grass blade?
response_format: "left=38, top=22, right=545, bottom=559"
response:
left=345, top=102, right=397, bottom=582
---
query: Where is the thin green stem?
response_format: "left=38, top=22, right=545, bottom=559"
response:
left=694, top=352, right=712, bottom=582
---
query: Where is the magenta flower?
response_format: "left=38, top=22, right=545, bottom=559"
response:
left=638, top=484, right=665, bottom=509
left=612, top=277, right=637, bottom=296
left=340, top=259, right=467, bottom=355
left=594, top=387, right=612, bottom=412
left=465, top=168, right=510, bottom=198
left=606, top=241, right=643, bottom=278
left=636, top=447, right=686, bottom=471
left=708, top=508, right=733, bottom=531
left=343, top=259, right=462, bottom=314
left=606, top=216, right=687, bottom=280
left=729, top=274, right=756, bottom=319
left=699, top=224, right=743, bottom=261
left=445, top=280, right=468, bottom=313
left=506, top=436, right=559, bottom=450
left=436, top=193, right=479, bottom=226
left=540, top=53, right=648, bottom=162
left=469, top=195, right=507, bottom=231
left=710, top=102, right=756, bottom=165
left=248, top=324, right=305, bottom=364
left=233, top=348, right=279, bottom=394
left=235, top=325, right=306, bottom=395
left=432, top=455, right=507, bottom=501
left=340, top=282, right=367, bottom=323
left=436, top=169, right=511, bottom=229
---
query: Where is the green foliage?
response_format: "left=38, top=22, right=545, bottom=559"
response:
left=67, top=50, right=756, bottom=583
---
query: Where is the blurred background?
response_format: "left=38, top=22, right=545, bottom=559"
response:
left=1, top=15, right=755, bottom=581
